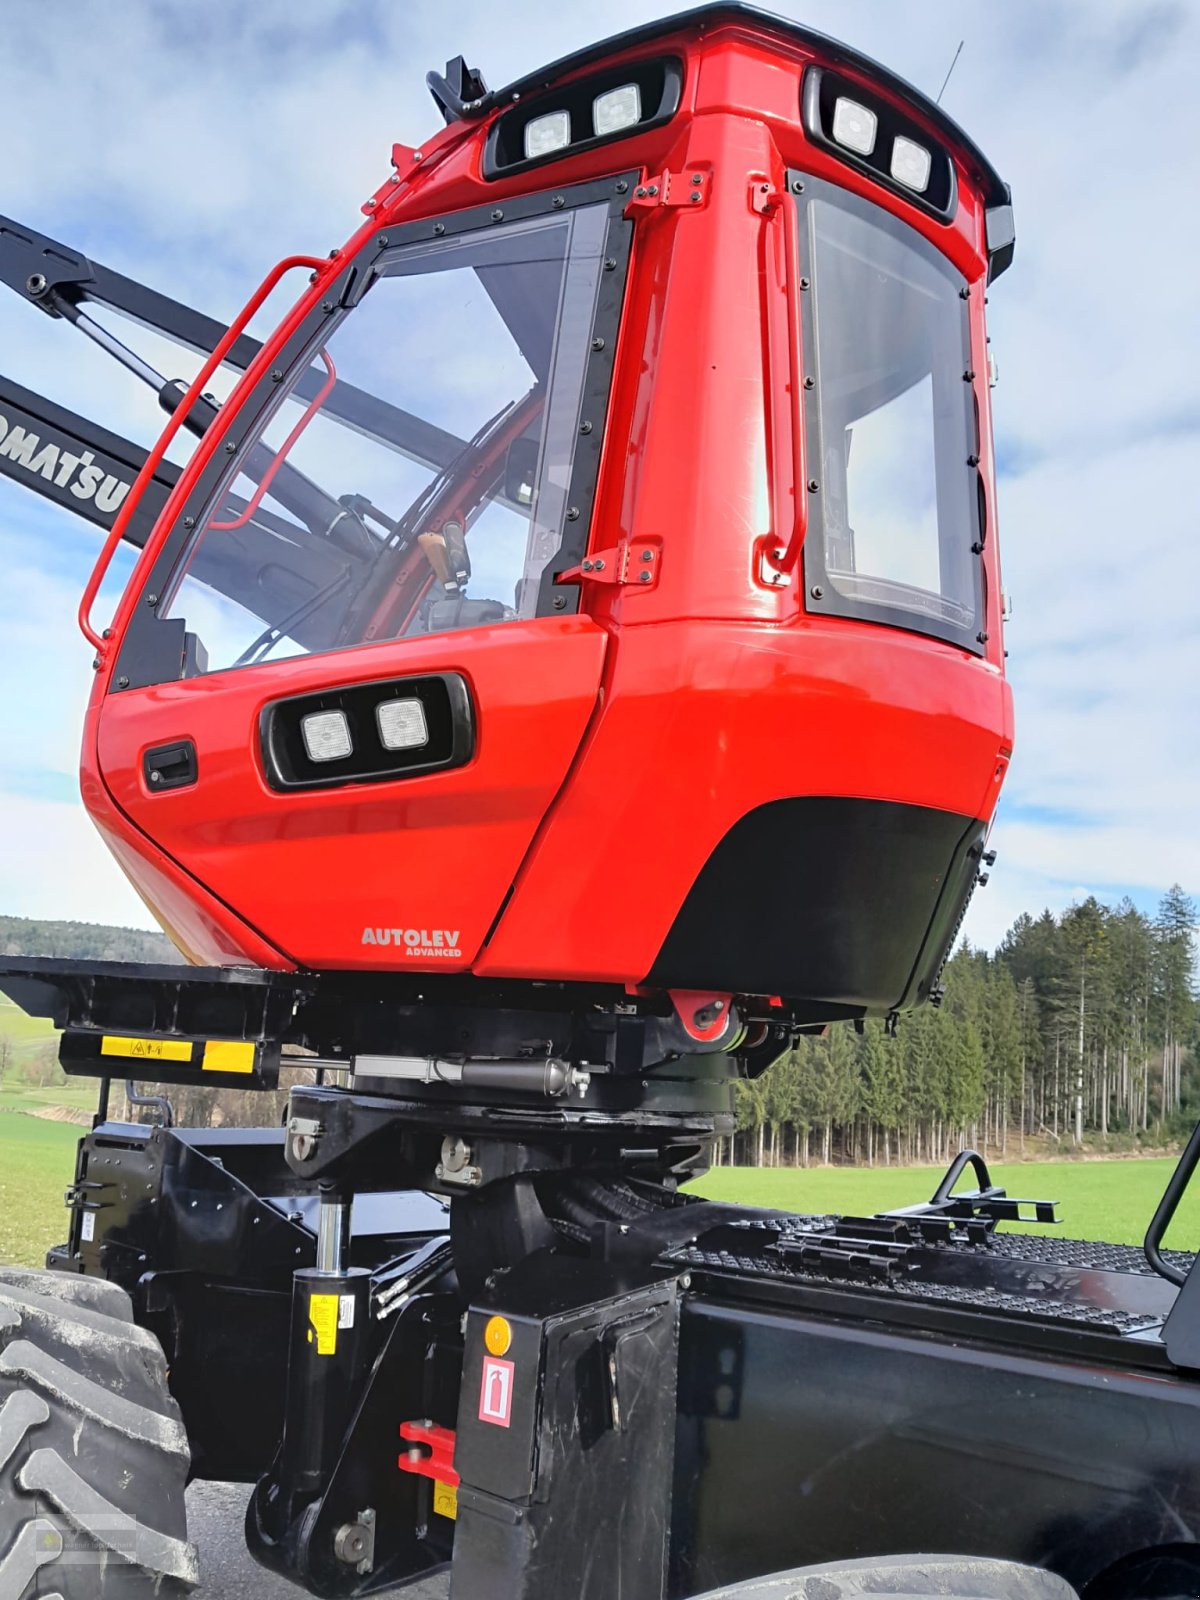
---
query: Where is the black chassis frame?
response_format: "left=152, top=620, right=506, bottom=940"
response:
left=5, top=951, right=1200, bottom=1600
left=37, top=1099, right=1200, bottom=1600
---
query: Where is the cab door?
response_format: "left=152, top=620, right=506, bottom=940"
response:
left=93, top=179, right=630, bottom=970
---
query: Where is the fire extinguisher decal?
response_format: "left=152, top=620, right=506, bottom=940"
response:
left=479, top=1357, right=515, bottom=1427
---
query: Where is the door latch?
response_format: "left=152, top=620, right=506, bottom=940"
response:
left=143, top=740, right=197, bottom=791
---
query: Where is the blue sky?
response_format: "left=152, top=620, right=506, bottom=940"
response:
left=0, top=0, right=1196, bottom=950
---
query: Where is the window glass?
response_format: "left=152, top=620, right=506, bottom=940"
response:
left=160, top=203, right=609, bottom=674
left=805, top=189, right=979, bottom=642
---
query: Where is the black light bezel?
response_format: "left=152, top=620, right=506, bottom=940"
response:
left=483, top=57, right=683, bottom=180
left=802, top=67, right=957, bottom=222
left=259, top=671, right=474, bottom=792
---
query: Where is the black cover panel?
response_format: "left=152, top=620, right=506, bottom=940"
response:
left=646, top=797, right=984, bottom=1012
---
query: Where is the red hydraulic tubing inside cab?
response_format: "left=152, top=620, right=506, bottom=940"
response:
left=79, top=4, right=1016, bottom=1024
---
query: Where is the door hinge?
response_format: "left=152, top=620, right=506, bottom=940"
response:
left=558, top=541, right=660, bottom=589
left=624, top=171, right=707, bottom=216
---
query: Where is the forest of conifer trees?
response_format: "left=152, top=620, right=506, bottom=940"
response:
left=720, top=887, right=1199, bottom=1167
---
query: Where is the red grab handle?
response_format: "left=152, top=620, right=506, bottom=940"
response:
left=78, top=252, right=329, bottom=651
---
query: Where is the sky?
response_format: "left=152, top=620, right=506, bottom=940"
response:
left=0, top=0, right=1196, bottom=953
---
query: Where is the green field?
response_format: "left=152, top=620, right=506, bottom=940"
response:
left=0, top=1114, right=79, bottom=1267
left=2, top=1106, right=1198, bottom=1270
left=690, top=1160, right=1200, bottom=1251
left=0, top=996, right=59, bottom=1071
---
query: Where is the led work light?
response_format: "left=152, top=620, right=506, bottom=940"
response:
left=524, top=110, right=571, bottom=160
left=593, top=83, right=641, bottom=136
left=832, top=96, right=877, bottom=156
left=300, top=710, right=353, bottom=763
left=890, top=135, right=932, bottom=193
left=376, top=698, right=429, bottom=752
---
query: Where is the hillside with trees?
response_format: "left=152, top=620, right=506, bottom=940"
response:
left=725, top=887, right=1198, bottom=1166
left=0, top=915, right=179, bottom=964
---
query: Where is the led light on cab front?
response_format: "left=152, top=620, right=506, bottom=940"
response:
left=301, top=710, right=352, bottom=763
left=832, top=96, right=877, bottom=156
left=524, top=110, right=571, bottom=160
left=376, top=698, right=429, bottom=752
left=891, top=135, right=932, bottom=192
left=593, top=83, right=641, bottom=136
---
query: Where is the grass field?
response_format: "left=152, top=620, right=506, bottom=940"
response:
left=0, top=1082, right=99, bottom=1116
left=0, top=1114, right=79, bottom=1267
left=0, top=996, right=58, bottom=1065
left=2, top=1108, right=1198, bottom=1270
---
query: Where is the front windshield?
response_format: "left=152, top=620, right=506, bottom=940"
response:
left=159, top=202, right=610, bottom=674
left=801, top=179, right=982, bottom=650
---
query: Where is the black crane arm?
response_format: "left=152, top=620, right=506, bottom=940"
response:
left=0, top=211, right=477, bottom=637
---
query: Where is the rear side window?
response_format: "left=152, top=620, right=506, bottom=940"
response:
left=795, top=173, right=983, bottom=652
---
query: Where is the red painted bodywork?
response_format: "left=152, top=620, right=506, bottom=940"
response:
left=80, top=12, right=1013, bottom=1005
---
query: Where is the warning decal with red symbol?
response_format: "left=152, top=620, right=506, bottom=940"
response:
left=479, top=1356, right=515, bottom=1427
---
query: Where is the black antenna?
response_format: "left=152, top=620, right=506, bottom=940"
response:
left=936, top=39, right=965, bottom=105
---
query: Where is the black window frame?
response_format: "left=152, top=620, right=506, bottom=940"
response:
left=792, top=169, right=985, bottom=656
left=112, top=171, right=635, bottom=693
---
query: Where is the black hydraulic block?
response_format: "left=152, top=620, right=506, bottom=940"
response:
left=450, top=1253, right=680, bottom=1600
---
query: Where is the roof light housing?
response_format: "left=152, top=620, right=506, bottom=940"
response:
left=802, top=67, right=956, bottom=220
left=484, top=57, right=682, bottom=178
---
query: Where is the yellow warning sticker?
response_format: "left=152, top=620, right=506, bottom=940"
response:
left=101, top=1035, right=191, bottom=1063
left=433, top=1481, right=458, bottom=1521
left=202, top=1040, right=256, bottom=1074
left=308, top=1293, right=339, bottom=1356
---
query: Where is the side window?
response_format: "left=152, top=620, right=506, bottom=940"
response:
left=157, top=202, right=611, bottom=676
left=800, top=179, right=982, bottom=649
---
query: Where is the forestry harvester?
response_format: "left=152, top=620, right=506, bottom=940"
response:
left=2, top=8, right=1199, bottom=1600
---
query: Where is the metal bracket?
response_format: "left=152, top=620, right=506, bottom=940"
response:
left=750, top=179, right=789, bottom=216
left=558, top=539, right=660, bottom=589
left=287, top=1115, right=323, bottom=1164
left=398, top=1420, right=459, bottom=1488
left=624, top=171, right=707, bottom=215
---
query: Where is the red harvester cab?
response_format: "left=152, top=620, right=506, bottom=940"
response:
left=79, top=4, right=1015, bottom=1028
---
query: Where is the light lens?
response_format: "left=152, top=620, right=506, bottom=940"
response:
left=301, top=710, right=352, bottom=763
left=523, top=110, right=571, bottom=160
left=891, top=136, right=932, bottom=193
left=593, top=82, right=642, bottom=137
left=376, top=698, right=429, bottom=752
left=485, top=1315, right=513, bottom=1356
left=832, top=96, right=877, bottom=156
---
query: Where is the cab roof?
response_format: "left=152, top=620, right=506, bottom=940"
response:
left=430, top=2, right=1011, bottom=212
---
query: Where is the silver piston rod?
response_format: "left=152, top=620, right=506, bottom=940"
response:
left=347, top=1055, right=591, bottom=1098
left=315, top=1182, right=352, bottom=1276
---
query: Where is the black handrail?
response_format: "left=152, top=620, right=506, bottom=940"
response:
left=931, top=1148, right=993, bottom=1204
left=1144, top=1117, right=1200, bottom=1286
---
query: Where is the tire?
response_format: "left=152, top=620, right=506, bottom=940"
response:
left=0, top=1265, right=198, bottom=1597
left=690, top=1554, right=1078, bottom=1600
